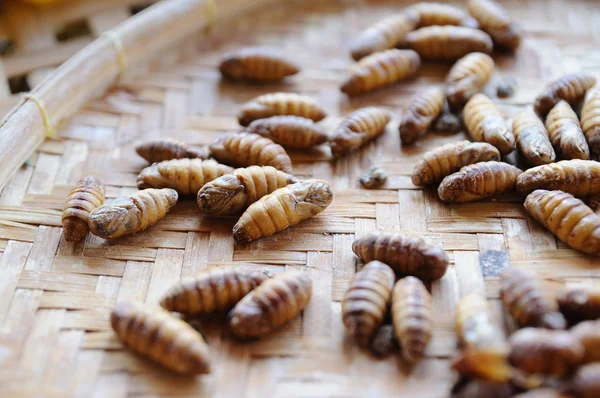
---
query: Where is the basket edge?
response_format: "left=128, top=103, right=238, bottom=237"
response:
left=0, top=0, right=285, bottom=191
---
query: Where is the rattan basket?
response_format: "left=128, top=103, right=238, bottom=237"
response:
left=0, top=0, right=598, bottom=396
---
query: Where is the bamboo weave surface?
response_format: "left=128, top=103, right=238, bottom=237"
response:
left=1, top=0, right=600, bottom=396
left=0, top=0, right=157, bottom=113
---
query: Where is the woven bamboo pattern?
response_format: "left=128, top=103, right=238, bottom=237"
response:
left=0, top=0, right=599, bottom=396
left=0, top=0, right=157, bottom=104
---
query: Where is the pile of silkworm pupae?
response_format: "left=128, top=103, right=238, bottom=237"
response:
left=56, top=0, right=600, bottom=394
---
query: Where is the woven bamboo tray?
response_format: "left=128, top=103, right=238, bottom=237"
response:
left=0, top=0, right=599, bottom=396
left=0, top=0, right=160, bottom=115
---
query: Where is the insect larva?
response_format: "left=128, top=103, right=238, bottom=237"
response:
left=160, top=268, right=269, bottom=315
left=557, top=285, right=600, bottom=323
left=405, top=26, right=493, bottom=61
left=136, top=158, right=233, bottom=195
left=524, top=189, right=600, bottom=254
left=135, top=139, right=207, bottom=163
left=233, top=179, right=333, bottom=242
left=349, top=13, right=418, bottom=61
left=209, top=132, right=292, bottom=173
left=452, top=293, right=512, bottom=382
left=197, top=166, right=298, bottom=216
left=218, top=47, right=299, bottom=82
left=391, top=276, right=433, bottom=364
left=359, top=166, right=388, bottom=189
left=516, top=160, right=600, bottom=197
left=545, top=101, right=590, bottom=160
left=229, top=271, right=312, bottom=338
left=534, top=73, right=597, bottom=118
left=62, top=176, right=105, bottom=242
left=341, top=49, right=421, bottom=96
left=467, top=0, right=521, bottom=51
left=571, top=320, right=600, bottom=363
left=408, top=2, right=478, bottom=29
left=581, top=89, right=600, bottom=160
left=565, top=363, right=600, bottom=398
left=499, top=267, right=567, bottom=330
left=508, top=328, right=584, bottom=377
left=445, top=52, right=494, bottom=108
left=342, top=261, right=395, bottom=346
left=330, top=107, right=391, bottom=158
left=111, top=301, right=211, bottom=375
left=352, top=230, right=449, bottom=281
left=399, top=87, right=445, bottom=145
left=237, top=92, right=327, bottom=127
left=246, top=116, right=328, bottom=148
left=89, top=188, right=178, bottom=239
left=463, top=93, right=515, bottom=154
left=411, top=141, right=500, bottom=186
left=512, top=109, right=556, bottom=166
left=438, top=161, right=522, bottom=203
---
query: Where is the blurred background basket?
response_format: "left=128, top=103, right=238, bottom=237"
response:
left=0, top=0, right=159, bottom=116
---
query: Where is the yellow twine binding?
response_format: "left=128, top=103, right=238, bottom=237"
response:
left=24, top=94, right=56, bottom=138
left=103, top=30, right=127, bottom=79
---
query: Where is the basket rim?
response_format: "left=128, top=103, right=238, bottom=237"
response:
left=0, top=0, right=282, bottom=190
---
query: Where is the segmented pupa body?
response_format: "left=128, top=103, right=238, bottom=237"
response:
left=111, top=301, right=211, bottom=375
left=399, top=87, right=445, bottom=145
left=219, top=47, right=299, bottom=81
left=197, top=166, right=298, bottom=216
left=524, top=189, right=600, bottom=254
left=437, top=161, right=522, bottom=203
left=352, top=230, right=449, bottom=280
left=89, top=188, right=178, bottom=239
left=391, top=276, right=433, bottom=364
left=445, top=52, right=494, bottom=108
left=499, top=267, right=567, bottom=329
left=411, top=141, right=500, bottom=186
left=229, top=271, right=312, bottom=338
left=233, top=180, right=333, bottom=242
left=209, top=132, right=293, bottom=173
left=534, top=72, right=596, bottom=117
left=160, top=268, right=269, bottom=315
left=237, top=93, right=327, bottom=127
left=342, top=261, right=395, bottom=346
left=62, top=176, right=105, bottom=242
left=341, top=49, right=421, bottom=96
left=463, top=93, right=515, bottom=155
left=405, top=26, right=493, bottom=61
left=136, top=158, right=233, bottom=195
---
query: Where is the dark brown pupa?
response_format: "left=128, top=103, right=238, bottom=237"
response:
left=135, top=139, right=207, bottom=163
left=160, top=268, right=269, bottom=315
left=391, top=276, right=433, bottom=364
left=228, top=271, right=312, bottom=338
left=111, top=301, right=211, bottom=375
left=352, top=231, right=449, bottom=281
left=62, top=176, right=105, bottom=242
left=509, top=327, right=584, bottom=377
left=558, top=284, right=600, bottom=323
left=218, top=47, right=299, bottom=82
left=341, top=261, right=395, bottom=346
left=499, top=268, right=566, bottom=330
